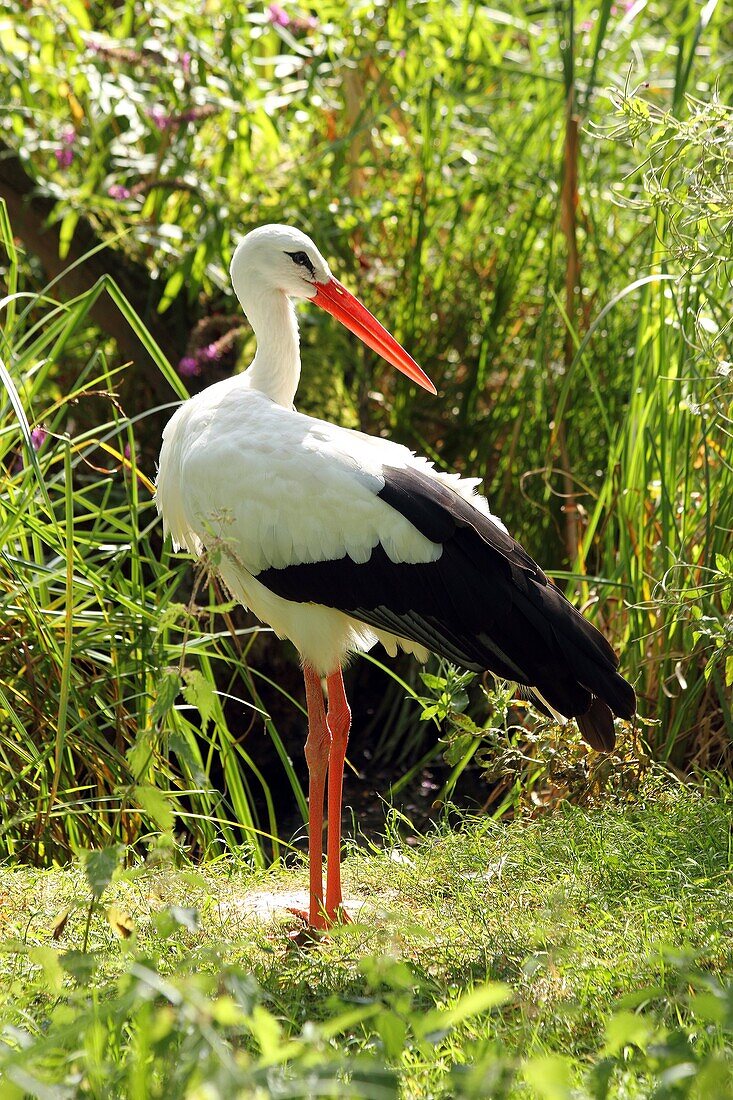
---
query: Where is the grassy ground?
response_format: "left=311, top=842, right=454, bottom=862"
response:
left=1, top=3, right=732, bottom=872
left=1, top=780, right=732, bottom=1097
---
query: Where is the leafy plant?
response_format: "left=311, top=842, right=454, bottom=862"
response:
left=0, top=0, right=731, bottom=856
left=0, top=202, right=306, bottom=865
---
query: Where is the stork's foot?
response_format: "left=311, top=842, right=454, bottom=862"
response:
left=286, top=905, right=324, bottom=927
left=284, top=904, right=353, bottom=944
left=285, top=904, right=354, bottom=928
left=285, top=916, right=326, bottom=947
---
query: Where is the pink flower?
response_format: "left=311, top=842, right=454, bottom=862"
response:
left=177, top=356, right=200, bottom=377
left=267, top=3, right=290, bottom=26
left=108, top=184, right=131, bottom=200
left=55, top=147, right=74, bottom=168
left=147, top=104, right=216, bottom=132
left=30, top=427, right=47, bottom=450
left=181, top=50, right=191, bottom=76
left=178, top=108, right=202, bottom=124
left=148, top=105, right=169, bottom=130
left=200, top=342, right=221, bottom=363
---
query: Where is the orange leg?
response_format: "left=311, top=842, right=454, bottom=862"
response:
left=303, top=664, right=331, bottom=930
left=325, top=669, right=352, bottom=922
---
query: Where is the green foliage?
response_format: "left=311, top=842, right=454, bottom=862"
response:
left=576, top=86, right=733, bottom=769
left=600, top=90, right=733, bottom=284
left=0, top=206, right=307, bottom=864
left=0, top=0, right=732, bottom=853
left=417, top=667, right=474, bottom=726
left=80, top=844, right=123, bottom=898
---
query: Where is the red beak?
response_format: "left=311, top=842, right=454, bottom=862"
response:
left=312, top=277, right=436, bottom=395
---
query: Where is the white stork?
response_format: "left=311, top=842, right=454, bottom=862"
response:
left=156, top=224, right=636, bottom=930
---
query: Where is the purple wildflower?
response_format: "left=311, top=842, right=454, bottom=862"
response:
left=178, top=108, right=199, bottom=124
left=268, top=3, right=290, bottom=26
left=148, top=105, right=169, bottom=130
left=181, top=50, right=192, bottom=76
left=177, top=356, right=200, bottom=377
left=200, top=342, right=221, bottom=363
left=30, top=427, right=47, bottom=450
left=55, top=146, right=74, bottom=168
left=108, top=184, right=132, bottom=200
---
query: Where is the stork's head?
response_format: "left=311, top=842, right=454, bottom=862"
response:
left=230, top=224, right=331, bottom=301
left=230, top=224, right=435, bottom=394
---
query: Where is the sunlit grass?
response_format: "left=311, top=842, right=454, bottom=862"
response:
left=1, top=782, right=731, bottom=1097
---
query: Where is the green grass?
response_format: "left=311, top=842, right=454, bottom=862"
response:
left=1, top=781, right=732, bottom=1097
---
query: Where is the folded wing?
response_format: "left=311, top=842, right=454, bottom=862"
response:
left=256, top=464, right=636, bottom=751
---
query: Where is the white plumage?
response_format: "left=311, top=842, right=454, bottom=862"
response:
left=158, top=376, right=505, bottom=674
left=156, top=224, right=635, bottom=929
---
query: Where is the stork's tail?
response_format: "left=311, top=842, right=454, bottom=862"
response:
left=526, top=678, right=632, bottom=753
left=575, top=697, right=618, bottom=752
left=514, top=578, right=637, bottom=752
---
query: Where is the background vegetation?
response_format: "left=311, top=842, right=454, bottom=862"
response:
left=1, top=0, right=732, bottom=1094
left=2, top=0, right=731, bottom=861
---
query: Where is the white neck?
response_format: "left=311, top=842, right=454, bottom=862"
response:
left=239, top=287, right=301, bottom=408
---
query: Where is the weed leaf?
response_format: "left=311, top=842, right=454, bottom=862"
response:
left=135, top=783, right=174, bottom=833
left=81, top=845, right=123, bottom=899
left=107, top=906, right=135, bottom=940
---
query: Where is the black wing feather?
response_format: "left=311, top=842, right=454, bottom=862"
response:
left=255, top=465, right=636, bottom=748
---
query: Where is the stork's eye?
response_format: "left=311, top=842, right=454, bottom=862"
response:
left=285, top=250, right=316, bottom=276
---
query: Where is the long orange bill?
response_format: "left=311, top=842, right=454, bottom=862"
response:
left=312, top=277, right=436, bottom=394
